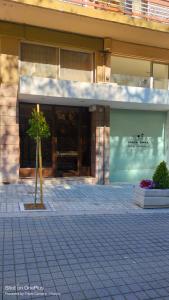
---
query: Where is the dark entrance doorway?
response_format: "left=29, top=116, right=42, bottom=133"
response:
left=19, top=103, right=91, bottom=177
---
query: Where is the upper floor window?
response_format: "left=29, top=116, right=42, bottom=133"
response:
left=110, top=56, right=150, bottom=88
left=20, top=43, right=59, bottom=79
left=110, top=55, right=169, bottom=90
left=60, top=49, right=93, bottom=82
left=124, top=0, right=133, bottom=13
left=20, top=43, right=94, bottom=83
left=123, top=0, right=169, bottom=24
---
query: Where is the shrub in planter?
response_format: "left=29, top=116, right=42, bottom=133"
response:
left=135, top=161, right=169, bottom=208
left=153, top=161, right=169, bottom=189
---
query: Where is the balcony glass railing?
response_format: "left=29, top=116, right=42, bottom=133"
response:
left=110, top=74, right=169, bottom=90
left=61, top=0, right=169, bottom=24
left=110, top=74, right=150, bottom=88
left=110, top=57, right=169, bottom=90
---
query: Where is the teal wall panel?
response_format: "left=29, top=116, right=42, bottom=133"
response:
left=110, top=109, right=167, bottom=183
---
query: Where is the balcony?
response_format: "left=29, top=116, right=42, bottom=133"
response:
left=61, top=0, right=169, bottom=24
left=19, top=45, right=169, bottom=108
left=19, top=76, right=169, bottom=111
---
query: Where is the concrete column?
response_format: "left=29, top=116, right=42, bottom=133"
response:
left=165, top=111, right=169, bottom=168
left=103, top=107, right=110, bottom=184
left=95, top=52, right=104, bottom=83
left=96, top=106, right=104, bottom=184
left=91, top=106, right=110, bottom=184
left=0, top=36, right=20, bottom=183
left=104, top=52, right=111, bottom=83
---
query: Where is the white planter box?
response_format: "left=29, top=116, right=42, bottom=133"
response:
left=134, top=186, right=169, bottom=208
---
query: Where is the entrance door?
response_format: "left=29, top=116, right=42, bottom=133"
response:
left=19, top=103, right=91, bottom=177
left=54, top=106, right=91, bottom=177
left=54, top=107, right=79, bottom=176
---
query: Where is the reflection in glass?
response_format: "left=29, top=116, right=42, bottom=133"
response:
left=153, top=63, right=168, bottom=90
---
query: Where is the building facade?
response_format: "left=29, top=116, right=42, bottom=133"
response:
left=0, top=0, right=169, bottom=184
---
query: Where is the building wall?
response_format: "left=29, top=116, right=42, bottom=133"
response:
left=0, top=23, right=111, bottom=183
left=110, top=109, right=166, bottom=183
left=0, top=21, right=103, bottom=51
left=0, top=21, right=169, bottom=183
left=3, top=0, right=169, bottom=38
left=0, top=24, right=104, bottom=182
left=0, top=36, right=20, bottom=182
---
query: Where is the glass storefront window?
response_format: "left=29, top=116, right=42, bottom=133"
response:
left=110, top=56, right=151, bottom=88
left=153, top=63, right=168, bottom=90
left=60, top=49, right=93, bottom=82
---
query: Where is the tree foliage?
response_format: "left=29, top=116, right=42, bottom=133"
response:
left=27, top=108, right=50, bottom=140
left=153, top=161, right=169, bottom=189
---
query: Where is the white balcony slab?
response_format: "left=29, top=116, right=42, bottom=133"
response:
left=19, top=76, right=169, bottom=109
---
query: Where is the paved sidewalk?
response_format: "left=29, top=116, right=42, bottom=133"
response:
left=1, top=182, right=169, bottom=216
left=1, top=214, right=169, bottom=300
left=1, top=183, right=169, bottom=299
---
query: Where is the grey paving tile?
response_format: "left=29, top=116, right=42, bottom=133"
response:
left=68, top=284, right=82, bottom=292
left=124, top=293, right=139, bottom=300
left=112, top=295, right=126, bottom=300
left=95, top=288, right=110, bottom=297
left=61, top=293, right=73, bottom=300
left=1, top=190, right=169, bottom=300
left=56, top=285, right=70, bottom=294
left=135, top=291, right=150, bottom=300
left=118, top=285, right=131, bottom=294
left=156, top=288, right=169, bottom=297
left=83, top=289, right=98, bottom=298
left=71, top=291, right=86, bottom=300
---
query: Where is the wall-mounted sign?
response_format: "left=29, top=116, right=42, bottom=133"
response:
left=128, top=133, right=152, bottom=148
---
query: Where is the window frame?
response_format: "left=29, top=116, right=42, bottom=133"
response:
left=19, top=41, right=95, bottom=83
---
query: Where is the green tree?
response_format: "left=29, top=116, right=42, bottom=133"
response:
left=153, top=161, right=169, bottom=189
left=27, top=104, right=50, bottom=205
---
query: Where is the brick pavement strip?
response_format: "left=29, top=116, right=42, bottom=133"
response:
left=0, top=214, right=169, bottom=299
left=0, top=182, right=135, bottom=215
left=1, top=182, right=169, bottom=216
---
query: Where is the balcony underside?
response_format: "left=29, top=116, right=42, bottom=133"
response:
left=19, top=76, right=169, bottom=111
left=0, top=0, right=169, bottom=49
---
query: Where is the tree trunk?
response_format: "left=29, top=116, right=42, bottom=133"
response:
left=34, top=138, right=39, bottom=204
left=38, top=137, right=43, bottom=204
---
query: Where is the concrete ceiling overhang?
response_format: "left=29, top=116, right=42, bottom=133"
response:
left=19, top=94, right=169, bottom=111
left=0, top=0, right=169, bottom=49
